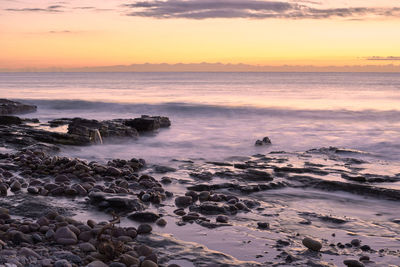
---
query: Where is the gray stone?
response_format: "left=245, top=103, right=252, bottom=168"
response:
left=302, top=237, right=322, bottom=252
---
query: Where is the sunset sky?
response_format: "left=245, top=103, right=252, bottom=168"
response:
left=1, top=0, right=400, bottom=71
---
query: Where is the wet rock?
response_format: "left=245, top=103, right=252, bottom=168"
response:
left=0, top=99, right=37, bottom=115
left=343, top=259, right=364, bottom=267
left=257, top=222, right=270, bottom=229
left=54, top=226, right=77, bottom=245
left=175, top=196, right=192, bottom=207
left=216, top=215, right=229, bottom=223
left=360, top=245, right=371, bottom=251
left=0, top=115, right=22, bottom=125
left=128, top=212, right=160, bottom=223
left=351, top=239, right=361, bottom=247
left=10, top=180, right=21, bottom=191
left=156, top=218, right=167, bottom=226
left=255, top=136, right=272, bottom=146
left=141, top=260, right=158, bottom=267
left=359, top=255, right=369, bottom=262
left=302, top=237, right=322, bottom=252
left=137, top=224, right=152, bottom=234
left=153, top=165, right=176, bottom=173
left=124, top=115, right=170, bottom=132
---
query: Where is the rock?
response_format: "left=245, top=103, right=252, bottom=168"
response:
left=136, top=244, right=153, bottom=256
left=141, top=260, right=158, bottom=267
left=156, top=218, right=167, bottom=226
left=351, top=239, right=361, bottom=247
left=20, top=247, right=41, bottom=259
left=124, top=116, right=170, bottom=132
left=216, top=215, right=228, bottom=223
left=174, top=196, right=192, bottom=207
left=257, top=222, right=270, bottom=229
left=10, top=180, right=21, bottom=191
left=0, top=115, right=22, bottom=125
left=120, top=254, right=140, bottom=266
left=343, top=259, right=365, bottom=267
left=54, top=226, right=77, bottom=245
left=153, top=165, right=176, bottom=173
left=78, top=242, right=96, bottom=252
left=255, top=136, right=272, bottom=146
left=302, top=237, right=322, bottom=252
left=360, top=245, right=371, bottom=251
left=137, top=224, right=152, bottom=234
left=359, top=255, right=369, bottom=262
left=128, top=212, right=160, bottom=223
left=0, top=99, right=37, bottom=115
left=54, top=259, right=72, bottom=267
left=87, top=261, right=108, bottom=267
left=109, top=263, right=127, bottom=267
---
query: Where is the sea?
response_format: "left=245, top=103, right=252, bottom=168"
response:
left=0, top=72, right=399, bottom=164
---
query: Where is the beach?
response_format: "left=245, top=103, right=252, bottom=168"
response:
left=0, top=72, right=400, bottom=266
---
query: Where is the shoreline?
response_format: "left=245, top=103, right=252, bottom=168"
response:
left=0, top=100, right=399, bottom=266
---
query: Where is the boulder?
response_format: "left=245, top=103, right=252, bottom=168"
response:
left=0, top=99, right=37, bottom=115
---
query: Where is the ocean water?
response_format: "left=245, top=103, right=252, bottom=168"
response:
left=1, top=72, right=400, bottom=164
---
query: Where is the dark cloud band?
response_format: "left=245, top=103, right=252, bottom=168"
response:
left=123, top=0, right=400, bottom=19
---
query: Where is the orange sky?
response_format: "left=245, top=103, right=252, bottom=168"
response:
left=1, top=0, right=400, bottom=71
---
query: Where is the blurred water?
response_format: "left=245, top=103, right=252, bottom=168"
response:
left=0, top=72, right=399, bottom=163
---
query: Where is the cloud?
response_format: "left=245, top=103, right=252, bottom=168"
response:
left=123, top=0, right=400, bottom=19
left=5, top=5, right=65, bottom=12
left=367, top=56, right=400, bottom=61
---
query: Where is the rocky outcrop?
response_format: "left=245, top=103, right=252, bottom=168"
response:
left=0, top=99, right=37, bottom=115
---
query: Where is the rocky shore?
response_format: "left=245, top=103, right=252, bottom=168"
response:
left=0, top=99, right=399, bottom=267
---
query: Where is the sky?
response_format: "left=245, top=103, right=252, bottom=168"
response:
left=0, top=0, right=400, bottom=71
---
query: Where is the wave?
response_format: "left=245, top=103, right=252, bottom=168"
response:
left=15, top=98, right=400, bottom=122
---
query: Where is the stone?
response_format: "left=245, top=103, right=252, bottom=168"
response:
left=120, top=254, right=140, bottom=266
left=255, top=136, right=272, bottom=146
left=54, top=259, right=72, bottom=267
left=302, top=237, right=322, bottom=252
left=20, top=247, right=41, bottom=259
left=141, top=260, right=158, bottom=267
left=10, top=180, right=21, bottom=191
left=136, top=245, right=153, bottom=256
left=156, top=218, right=167, bottom=226
left=351, top=239, right=361, bottom=247
left=343, top=259, right=365, bottom=267
left=54, top=226, right=77, bottom=245
left=87, top=261, right=108, bottom=267
left=257, top=222, right=270, bottom=229
left=0, top=99, right=37, bottom=115
left=216, top=215, right=229, bottom=223
left=174, top=196, right=192, bottom=207
left=78, top=242, right=96, bottom=252
left=137, top=224, right=152, bottom=234
left=128, top=212, right=160, bottom=223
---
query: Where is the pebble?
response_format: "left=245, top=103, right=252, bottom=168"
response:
left=87, top=260, right=108, bottom=267
left=156, top=218, right=167, bottom=226
left=54, top=226, right=77, bottom=245
left=78, top=242, right=96, bottom=252
left=343, top=259, right=365, bottom=267
left=20, top=247, right=40, bottom=259
left=137, top=224, right=152, bottom=234
left=174, top=196, right=192, bottom=207
left=141, top=260, right=158, bottom=267
left=120, top=254, right=140, bottom=266
left=54, top=259, right=72, bottom=267
left=359, top=255, right=370, bottom=262
left=351, top=239, right=361, bottom=246
left=302, top=237, right=322, bottom=252
left=257, top=222, right=270, bottom=229
left=216, top=215, right=228, bottom=223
